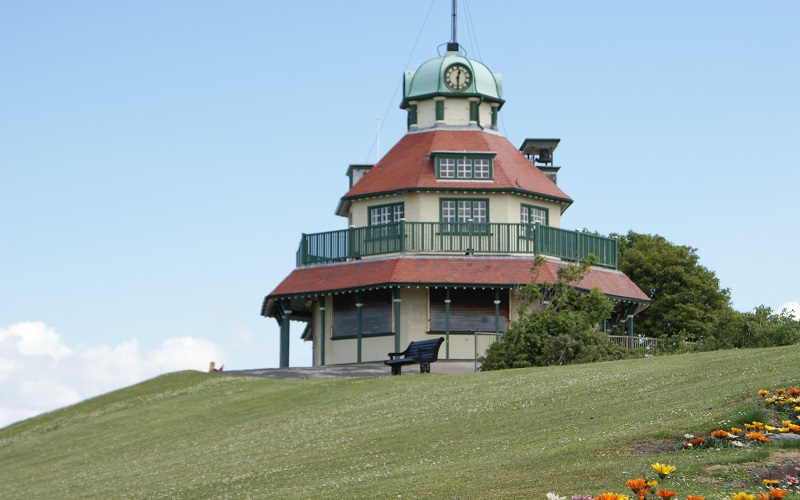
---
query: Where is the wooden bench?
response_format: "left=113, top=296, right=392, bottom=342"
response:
left=384, top=337, right=444, bottom=375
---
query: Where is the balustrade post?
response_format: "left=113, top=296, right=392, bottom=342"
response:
left=400, top=220, right=406, bottom=254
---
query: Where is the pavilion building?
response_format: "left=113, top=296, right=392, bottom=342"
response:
left=261, top=39, right=649, bottom=368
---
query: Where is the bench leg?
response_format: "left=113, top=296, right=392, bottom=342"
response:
left=391, top=365, right=402, bottom=376
left=420, top=362, right=430, bottom=373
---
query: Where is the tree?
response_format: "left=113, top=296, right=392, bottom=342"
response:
left=615, top=231, right=730, bottom=341
left=703, top=306, right=800, bottom=349
left=480, top=256, right=622, bottom=370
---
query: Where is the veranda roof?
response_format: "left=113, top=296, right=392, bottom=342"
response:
left=263, top=255, right=649, bottom=313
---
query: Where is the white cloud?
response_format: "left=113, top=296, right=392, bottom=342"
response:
left=781, top=301, right=800, bottom=319
left=0, top=322, right=226, bottom=429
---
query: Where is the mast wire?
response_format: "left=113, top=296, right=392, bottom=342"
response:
left=364, top=0, right=438, bottom=163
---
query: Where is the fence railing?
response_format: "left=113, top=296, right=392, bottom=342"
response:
left=607, top=335, right=696, bottom=354
left=296, top=222, right=618, bottom=268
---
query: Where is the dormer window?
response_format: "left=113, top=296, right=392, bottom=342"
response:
left=432, top=151, right=495, bottom=180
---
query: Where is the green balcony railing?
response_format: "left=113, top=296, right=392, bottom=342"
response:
left=296, top=222, right=618, bottom=268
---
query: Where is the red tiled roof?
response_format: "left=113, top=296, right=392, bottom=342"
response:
left=266, top=256, right=649, bottom=303
left=342, top=129, right=572, bottom=203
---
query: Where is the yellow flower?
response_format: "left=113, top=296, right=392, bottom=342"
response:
left=651, top=462, right=677, bottom=479
left=731, top=493, right=755, bottom=500
left=765, top=425, right=776, bottom=432
left=779, top=427, right=790, bottom=433
left=759, top=390, right=770, bottom=396
left=647, top=480, right=658, bottom=488
left=731, top=427, right=743, bottom=433
left=794, top=406, right=800, bottom=412
left=763, top=479, right=780, bottom=486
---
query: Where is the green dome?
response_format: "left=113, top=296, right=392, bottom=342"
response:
left=401, top=51, right=504, bottom=109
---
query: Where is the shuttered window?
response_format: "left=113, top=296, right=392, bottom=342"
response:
left=429, top=288, right=509, bottom=333
left=331, top=289, right=393, bottom=339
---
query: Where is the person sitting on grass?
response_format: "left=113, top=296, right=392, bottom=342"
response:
left=209, top=361, right=224, bottom=372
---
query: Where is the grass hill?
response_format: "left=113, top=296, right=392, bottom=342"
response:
left=1, top=347, right=799, bottom=499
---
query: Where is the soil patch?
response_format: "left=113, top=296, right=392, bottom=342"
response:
left=705, top=451, right=800, bottom=488
left=625, top=438, right=684, bottom=455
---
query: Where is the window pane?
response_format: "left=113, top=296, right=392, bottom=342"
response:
left=474, top=159, right=490, bottom=179
left=393, top=204, right=404, bottom=222
left=532, top=207, right=546, bottom=225
left=440, top=158, right=455, bottom=178
left=442, top=201, right=456, bottom=222
left=457, top=158, right=472, bottom=178
left=457, top=200, right=471, bottom=222
left=472, top=201, right=486, bottom=223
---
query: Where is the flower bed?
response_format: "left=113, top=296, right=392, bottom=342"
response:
left=546, top=388, right=800, bottom=500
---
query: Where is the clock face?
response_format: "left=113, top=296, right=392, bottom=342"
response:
left=445, top=64, right=471, bottom=91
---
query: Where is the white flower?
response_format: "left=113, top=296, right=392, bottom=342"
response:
left=547, top=493, right=566, bottom=500
left=684, top=433, right=695, bottom=439
left=731, top=440, right=744, bottom=447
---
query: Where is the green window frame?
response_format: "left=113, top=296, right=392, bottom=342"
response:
left=369, top=202, right=404, bottom=226
left=368, top=202, right=404, bottom=240
left=520, top=203, right=548, bottom=238
left=440, top=198, right=489, bottom=233
left=434, top=153, right=494, bottom=180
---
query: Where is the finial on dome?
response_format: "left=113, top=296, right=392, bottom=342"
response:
left=448, top=0, right=460, bottom=52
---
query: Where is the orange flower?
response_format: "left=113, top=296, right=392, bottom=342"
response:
left=788, top=387, right=800, bottom=396
left=657, top=490, right=678, bottom=500
left=627, top=478, right=648, bottom=494
left=595, top=493, right=621, bottom=500
left=788, top=424, right=800, bottom=432
left=759, top=390, right=770, bottom=396
left=687, top=496, right=705, bottom=500
left=746, top=432, right=770, bottom=443
left=756, top=493, right=771, bottom=500
left=689, top=437, right=704, bottom=446
left=711, top=429, right=730, bottom=438
left=770, top=488, right=788, bottom=500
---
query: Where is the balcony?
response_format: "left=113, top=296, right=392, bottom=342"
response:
left=296, top=222, right=618, bottom=268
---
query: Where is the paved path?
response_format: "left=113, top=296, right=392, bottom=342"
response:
left=221, top=361, right=477, bottom=380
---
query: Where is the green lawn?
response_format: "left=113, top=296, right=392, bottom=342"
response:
left=1, top=347, right=799, bottom=499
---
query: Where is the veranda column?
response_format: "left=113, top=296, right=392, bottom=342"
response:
left=392, top=288, right=401, bottom=354
left=444, top=288, right=451, bottom=360
left=494, top=288, right=501, bottom=333
left=279, top=300, right=292, bottom=368
left=355, top=292, right=363, bottom=363
left=317, top=295, right=326, bottom=366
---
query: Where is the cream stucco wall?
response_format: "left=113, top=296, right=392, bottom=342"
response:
left=412, top=98, right=497, bottom=129
left=350, top=192, right=562, bottom=228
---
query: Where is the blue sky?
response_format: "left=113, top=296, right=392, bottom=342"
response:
left=1, top=0, right=798, bottom=427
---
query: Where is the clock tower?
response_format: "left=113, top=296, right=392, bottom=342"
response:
left=401, top=45, right=504, bottom=131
